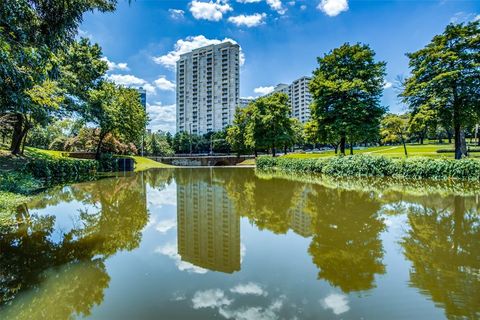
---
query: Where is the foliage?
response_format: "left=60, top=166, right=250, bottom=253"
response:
left=25, top=156, right=97, bottom=181
left=257, top=155, right=480, bottom=181
left=227, top=107, right=252, bottom=155
left=401, top=21, right=480, bottom=159
left=0, top=172, right=42, bottom=194
left=0, top=0, right=117, bottom=154
left=309, top=43, right=387, bottom=155
left=381, top=113, right=410, bottom=156
left=144, top=131, right=174, bottom=156
left=87, top=81, right=147, bottom=158
left=245, top=93, right=294, bottom=156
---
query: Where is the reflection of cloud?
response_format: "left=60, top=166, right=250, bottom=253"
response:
left=154, top=218, right=177, bottom=234
left=148, top=184, right=177, bottom=208
left=219, top=296, right=285, bottom=320
left=230, top=282, right=267, bottom=296
left=192, top=289, right=233, bottom=309
left=155, top=242, right=208, bottom=274
left=240, top=243, right=246, bottom=263
left=321, top=293, right=350, bottom=315
left=171, top=291, right=187, bottom=301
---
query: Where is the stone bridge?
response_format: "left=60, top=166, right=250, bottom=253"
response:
left=149, top=155, right=255, bottom=167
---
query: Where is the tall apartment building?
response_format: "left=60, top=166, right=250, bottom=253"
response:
left=271, top=76, right=313, bottom=123
left=176, top=42, right=240, bottom=135
left=176, top=169, right=241, bottom=273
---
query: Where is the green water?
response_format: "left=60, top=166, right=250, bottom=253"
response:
left=0, top=168, right=479, bottom=319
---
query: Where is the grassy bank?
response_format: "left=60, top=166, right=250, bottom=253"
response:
left=257, top=154, right=480, bottom=181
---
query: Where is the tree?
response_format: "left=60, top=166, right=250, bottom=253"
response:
left=87, top=82, right=147, bottom=159
left=401, top=21, right=480, bottom=159
left=381, top=113, right=410, bottom=157
left=227, top=107, right=252, bottom=156
left=245, top=93, right=293, bottom=157
left=309, top=43, right=387, bottom=155
left=408, top=105, right=437, bottom=145
left=0, top=0, right=117, bottom=154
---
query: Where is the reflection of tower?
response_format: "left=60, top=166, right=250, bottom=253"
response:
left=177, top=170, right=240, bottom=273
left=289, top=186, right=313, bottom=237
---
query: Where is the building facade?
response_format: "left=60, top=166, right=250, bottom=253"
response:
left=270, top=76, right=312, bottom=123
left=176, top=42, right=240, bottom=135
left=137, top=87, right=147, bottom=109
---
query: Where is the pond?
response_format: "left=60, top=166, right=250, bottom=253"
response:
left=0, top=168, right=479, bottom=319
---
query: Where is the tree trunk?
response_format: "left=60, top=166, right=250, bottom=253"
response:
left=349, top=143, right=353, bottom=155
left=96, top=133, right=106, bottom=160
left=339, top=135, right=346, bottom=156
left=254, top=149, right=258, bottom=157
left=10, top=114, right=24, bottom=155
left=454, top=124, right=467, bottom=160
left=332, top=144, right=338, bottom=154
left=401, top=137, right=408, bottom=157
left=420, top=136, right=424, bottom=145
left=272, top=142, right=276, bottom=157
left=284, top=145, right=288, bottom=155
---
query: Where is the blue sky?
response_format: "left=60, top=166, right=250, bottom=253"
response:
left=79, top=0, right=479, bottom=133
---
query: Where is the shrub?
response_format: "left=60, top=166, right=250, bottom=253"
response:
left=25, top=157, right=97, bottom=182
left=256, top=155, right=480, bottom=181
left=437, top=147, right=480, bottom=153
left=0, top=172, right=42, bottom=194
left=97, top=153, right=119, bottom=172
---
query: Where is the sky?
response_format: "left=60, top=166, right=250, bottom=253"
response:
left=79, top=0, right=480, bottom=133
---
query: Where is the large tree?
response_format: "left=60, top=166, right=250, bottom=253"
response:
left=245, top=93, right=293, bottom=157
left=401, top=21, right=480, bottom=159
left=309, top=43, right=387, bottom=155
left=227, top=107, right=252, bottom=156
left=87, top=82, right=147, bottom=159
left=0, top=0, right=117, bottom=154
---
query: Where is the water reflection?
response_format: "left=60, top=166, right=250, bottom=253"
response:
left=0, top=168, right=479, bottom=319
left=401, top=195, right=480, bottom=319
left=176, top=169, right=240, bottom=273
left=0, top=171, right=167, bottom=319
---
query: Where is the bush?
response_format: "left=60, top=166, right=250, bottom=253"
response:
left=97, top=153, right=118, bottom=172
left=25, top=157, right=97, bottom=182
left=437, top=147, right=480, bottom=153
left=256, top=155, right=480, bottom=181
left=0, top=172, right=42, bottom=194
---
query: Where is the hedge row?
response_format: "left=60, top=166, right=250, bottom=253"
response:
left=437, top=147, right=480, bottom=153
left=25, top=157, right=98, bottom=181
left=256, top=155, right=480, bottom=180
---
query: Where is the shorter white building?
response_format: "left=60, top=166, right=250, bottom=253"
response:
left=270, top=76, right=312, bottom=123
left=238, top=97, right=255, bottom=109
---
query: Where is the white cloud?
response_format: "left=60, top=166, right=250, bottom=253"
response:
left=155, top=242, right=208, bottom=274
left=153, top=35, right=245, bottom=70
left=155, top=218, right=177, bottom=234
left=101, top=57, right=129, bottom=71
left=383, top=81, right=393, bottom=89
left=451, top=12, right=480, bottom=23
left=317, top=0, right=349, bottom=17
left=321, top=293, right=350, bottom=315
left=77, top=29, right=93, bottom=40
left=475, top=14, right=480, bottom=21
left=254, top=86, right=275, bottom=95
left=266, top=0, right=286, bottom=14
left=147, top=102, right=176, bottom=133
left=106, top=74, right=156, bottom=94
left=154, top=76, right=176, bottom=91
left=189, top=0, right=233, bottom=21
left=169, top=8, right=185, bottom=19
left=288, top=1, right=295, bottom=6
left=300, top=4, right=307, bottom=10
left=230, top=283, right=267, bottom=296
left=228, top=13, right=267, bottom=27
left=236, top=0, right=262, bottom=2
left=192, top=289, right=233, bottom=309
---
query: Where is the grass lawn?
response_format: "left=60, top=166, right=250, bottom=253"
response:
left=283, top=143, right=480, bottom=159
left=127, top=156, right=173, bottom=171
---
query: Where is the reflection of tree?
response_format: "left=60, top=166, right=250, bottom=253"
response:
left=401, top=196, right=480, bottom=319
left=225, top=170, right=386, bottom=293
left=223, top=170, right=300, bottom=234
left=307, top=187, right=386, bottom=293
left=0, top=170, right=172, bottom=319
